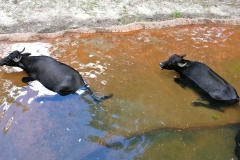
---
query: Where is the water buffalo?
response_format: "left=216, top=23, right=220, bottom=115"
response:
left=159, top=54, right=239, bottom=111
left=0, top=48, right=113, bottom=102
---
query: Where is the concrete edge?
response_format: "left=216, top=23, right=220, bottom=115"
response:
left=1, top=18, right=240, bottom=42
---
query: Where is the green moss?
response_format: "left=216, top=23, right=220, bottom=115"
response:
left=172, top=9, right=181, bottom=19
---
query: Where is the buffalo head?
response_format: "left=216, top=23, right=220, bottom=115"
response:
left=0, top=48, right=31, bottom=67
left=159, top=54, right=187, bottom=70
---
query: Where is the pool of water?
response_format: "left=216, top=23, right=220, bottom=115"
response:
left=0, top=24, right=240, bottom=159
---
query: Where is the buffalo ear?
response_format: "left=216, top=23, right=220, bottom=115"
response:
left=179, top=54, right=186, bottom=58
left=22, top=53, right=31, bottom=57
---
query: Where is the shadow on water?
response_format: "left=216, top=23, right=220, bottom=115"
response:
left=1, top=25, right=240, bottom=159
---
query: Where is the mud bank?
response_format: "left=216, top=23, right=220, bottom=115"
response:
left=1, top=18, right=240, bottom=41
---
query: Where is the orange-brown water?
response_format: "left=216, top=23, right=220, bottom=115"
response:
left=0, top=25, right=240, bottom=159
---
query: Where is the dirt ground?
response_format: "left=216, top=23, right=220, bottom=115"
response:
left=0, top=0, right=240, bottom=34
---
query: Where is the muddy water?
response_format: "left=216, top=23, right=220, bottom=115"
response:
left=0, top=25, right=240, bottom=159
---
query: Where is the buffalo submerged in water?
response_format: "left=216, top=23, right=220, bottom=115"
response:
left=159, top=54, right=239, bottom=111
left=0, top=48, right=113, bottom=102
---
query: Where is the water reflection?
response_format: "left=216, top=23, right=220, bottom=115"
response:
left=0, top=25, right=240, bottom=159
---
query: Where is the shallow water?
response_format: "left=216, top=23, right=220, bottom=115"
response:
left=0, top=25, right=240, bottom=159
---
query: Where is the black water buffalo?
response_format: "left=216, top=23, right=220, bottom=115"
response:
left=0, top=48, right=113, bottom=102
left=159, top=54, right=239, bottom=111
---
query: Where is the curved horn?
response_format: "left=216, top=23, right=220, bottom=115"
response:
left=177, top=62, right=187, bottom=67
left=13, top=56, right=22, bottom=62
left=20, top=47, right=25, bottom=53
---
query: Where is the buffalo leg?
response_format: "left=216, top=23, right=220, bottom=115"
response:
left=174, top=77, right=190, bottom=90
left=22, top=77, right=35, bottom=83
left=235, top=129, right=240, bottom=159
left=192, top=101, right=224, bottom=112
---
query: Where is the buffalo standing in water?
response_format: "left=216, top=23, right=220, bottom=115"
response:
left=0, top=48, right=113, bottom=102
left=159, top=54, right=239, bottom=111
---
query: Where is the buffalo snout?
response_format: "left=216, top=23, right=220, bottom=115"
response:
left=159, top=62, right=164, bottom=70
left=159, top=61, right=170, bottom=70
left=0, top=59, right=6, bottom=66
